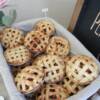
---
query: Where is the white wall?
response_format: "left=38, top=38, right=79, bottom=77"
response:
left=3, top=0, right=77, bottom=27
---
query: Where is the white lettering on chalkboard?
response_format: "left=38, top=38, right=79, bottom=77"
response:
left=90, top=12, right=100, bottom=37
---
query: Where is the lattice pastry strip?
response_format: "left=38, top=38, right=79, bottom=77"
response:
left=24, top=31, right=49, bottom=53
left=4, top=45, right=31, bottom=66
left=60, top=75, right=84, bottom=95
left=66, top=55, right=99, bottom=85
left=33, top=55, right=65, bottom=83
left=36, top=84, right=68, bottom=100
left=22, top=65, right=43, bottom=77
left=16, top=79, right=35, bottom=94
left=1, top=28, right=24, bottom=48
left=34, top=20, right=55, bottom=36
left=63, top=55, right=73, bottom=64
left=11, top=59, right=33, bottom=78
left=46, top=36, right=70, bottom=57
left=15, top=66, right=44, bottom=94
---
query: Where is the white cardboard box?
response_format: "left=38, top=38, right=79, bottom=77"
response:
left=0, top=18, right=100, bottom=100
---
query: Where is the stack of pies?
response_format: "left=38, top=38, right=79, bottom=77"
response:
left=1, top=19, right=99, bottom=100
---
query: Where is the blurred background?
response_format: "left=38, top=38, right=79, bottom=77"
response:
left=2, top=0, right=77, bottom=27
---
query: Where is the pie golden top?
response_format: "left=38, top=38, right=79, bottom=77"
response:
left=15, top=66, right=44, bottom=94
left=46, top=36, right=70, bottom=57
left=1, top=28, right=24, bottom=48
left=36, top=84, right=67, bottom=100
left=66, top=55, right=99, bottom=85
left=4, top=45, right=31, bottom=66
left=24, top=30, right=49, bottom=53
left=34, top=20, right=55, bottom=36
left=33, top=54, right=65, bottom=83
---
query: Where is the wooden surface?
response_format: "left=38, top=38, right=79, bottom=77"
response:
left=68, top=0, right=84, bottom=32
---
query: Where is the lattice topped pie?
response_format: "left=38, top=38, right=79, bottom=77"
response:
left=33, top=54, right=65, bottom=83
left=46, top=36, right=70, bottom=57
left=36, top=84, right=68, bottom=100
left=15, top=66, right=44, bottom=94
left=66, top=55, right=99, bottom=85
left=24, top=30, right=49, bottom=53
left=1, top=28, right=24, bottom=48
left=4, top=45, right=31, bottom=66
left=34, top=20, right=55, bottom=36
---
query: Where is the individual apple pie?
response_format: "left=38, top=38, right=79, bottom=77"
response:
left=46, top=36, right=70, bottom=57
left=34, top=20, right=55, bottom=36
left=24, top=30, right=49, bottom=54
left=36, top=84, right=68, bottom=100
left=4, top=45, right=31, bottom=66
left=33, top=54, right=65, bottom=83
left=15, top=66, right=44, bottom=94
left=66, top=55, right=99, bottom=85
left=1, top=28, right=24, bottom=48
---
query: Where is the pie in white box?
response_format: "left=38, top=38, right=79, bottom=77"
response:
left=0, top=18, right=100, bottom=100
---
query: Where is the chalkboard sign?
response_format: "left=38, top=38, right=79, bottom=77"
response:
left=73, top=0, right=100, bottom=61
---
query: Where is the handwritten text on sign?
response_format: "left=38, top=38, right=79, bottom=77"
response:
left=90, top=12, right=100, bottom=37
